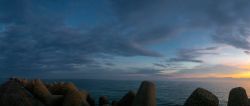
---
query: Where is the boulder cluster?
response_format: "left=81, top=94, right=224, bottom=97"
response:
left=1, top=77, right=250, bottom=106
left=0, top=78, right=156, bottom=106
left=184, top=87, right=250, bottom=106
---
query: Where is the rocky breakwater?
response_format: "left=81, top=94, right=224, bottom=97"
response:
left=1, top=77, right=250, bottom=106
left=0, top=78, right=156, bottom=106
left=184, top=87, right=250, bottom=106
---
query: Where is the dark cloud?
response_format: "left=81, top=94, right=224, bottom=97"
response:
left=1, top=0, right=250, bottom=78
left=0, top=0, right=165, bottom=74
left=133, top=68, right=162, bottom=75
left=169, top=47, right=218, bottom=63
left=244, top=51, right=250, bottom=55
left=153, top=63, right=167, bottom=68
left=111, top=0, right=250, bottom=50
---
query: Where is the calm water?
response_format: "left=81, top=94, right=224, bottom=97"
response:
left=2, top=78, right=250, bottom=106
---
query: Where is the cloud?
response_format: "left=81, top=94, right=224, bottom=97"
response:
left=244, top=51, right=250, bottom=55
left=153, top=63, right=167, bottom=68
left=111, top=0, right=250, bottom=50
left=0, top=0, right=167, bottom=74
left=1, top=0, right=250, bottom=78
left=176, top=64, right=244, bottom=75
left=169, top=47, right=218, bottom=63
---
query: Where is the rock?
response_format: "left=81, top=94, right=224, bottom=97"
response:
left=0, top=80, right=45, bottom=106
left=99, top=96, right=109, bottom=106
left=26, top=79, right=63, bottom=106
left=112, top=101, right=118, bottom=106
left=184, top=88, right=219, bottom=106
left=118, top=91, right=135, bottom=106
left=87, top=94, right=95, bottom=106
left=63, top=90, right=90, bottom=106
left=26, top=79, right=51, bottom=104
left=228, top=87, right=249, bottom=106
left=132, top=81, right=156, bottom=106
left=47, top=82, right=78, bottom=95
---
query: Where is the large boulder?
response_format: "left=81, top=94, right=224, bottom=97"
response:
left=228, top=87, right=249, bottom=106
left=118, top=91, right=135, bottom=106
left=26, top=79, right=63, bottom=106
left=132, top=81, right=156, bottom=106
left=0, top=80, right=45, bottom=106
left=63, top=90, right=90, bottom=106
left=184, top=88, right=219, bottom=106
left=99, top=96, right=109, bottom=106
left=47, top=82, right=78, bottom=95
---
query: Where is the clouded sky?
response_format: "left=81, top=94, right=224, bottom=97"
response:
left=1, top=0, right=250, bottom=79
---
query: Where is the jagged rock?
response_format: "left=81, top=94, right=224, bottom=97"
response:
left=228, top=87, right=249, bottom=106
left=0, top=80, right=45, bottom=106
left=63, top=90, right=90, bottom=106
left=184, top=88, right=219, bottom=106
left=132, top=81, right=156, bottom=106
left=47, top=82, right=78, bottom=95
left=99, top=96, right=109, bottom=106
left=118, top=91, right=135, bottom=106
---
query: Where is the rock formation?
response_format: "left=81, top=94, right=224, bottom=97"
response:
left=228, top=87, right=249, bottom=106
left=2, top=77, right=250, bottom=106
left=118, top=90, right=135, bottom=106
left=184, top=88, right=219, bottom=106
left=62, top=90, right=89, bottom=106
left=99, top=96, right=109, bottom=106
left=0, top=80, right=44, bottom=106
left=132, top=81, right=156, bottom=106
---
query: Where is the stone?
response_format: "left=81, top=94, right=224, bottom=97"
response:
left=118, top=90, right=135, bottom=106
left=132, top=81, right=156, bottom=106
left=87, top=94, right=95, bottom=106
left=99, top=96, right=109, bottom=106
left=228, top=87, right=249, bottom=106
left=0, top=80, right=45, bottom=106
left=47, top=82, right=78, bottom=95
left=63, top=90, right=90, bottom=106
left=184, top=88, right=219, bottom=106
left=26, top=79, right=52, bottom=103
left=112, top=101, right=118, bottom=106
left=26, top=79, right=63, bottom=106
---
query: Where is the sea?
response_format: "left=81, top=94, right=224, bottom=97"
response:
left=1, top=78, right=250, bottom=106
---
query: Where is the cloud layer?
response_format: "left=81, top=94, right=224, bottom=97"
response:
left=1, top=0, right=250, bottom=78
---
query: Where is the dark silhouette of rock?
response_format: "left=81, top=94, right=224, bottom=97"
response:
left=118, top=90, right=135, bottom=106
left=63, top=90, right=90, bottom=106
left=0, top=80, right=45, bottom=106
left=47, top=82, right=78, bottom=95
left=99, top=96, right=109, bottom=106
left=132, top=81, right=156, bottom=106
left=112, top=101, right=118, bottom=106
left=184, top=88, right=219, bottom=106
left=228, top=87, right=249, bottom=106
left=87, top=94, right=95, bottom=106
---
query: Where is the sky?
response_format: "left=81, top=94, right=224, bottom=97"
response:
left=1, top=0, right=250, bottom=79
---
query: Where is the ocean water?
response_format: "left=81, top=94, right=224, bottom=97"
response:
left=2, top=78, right=250, bottom=106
